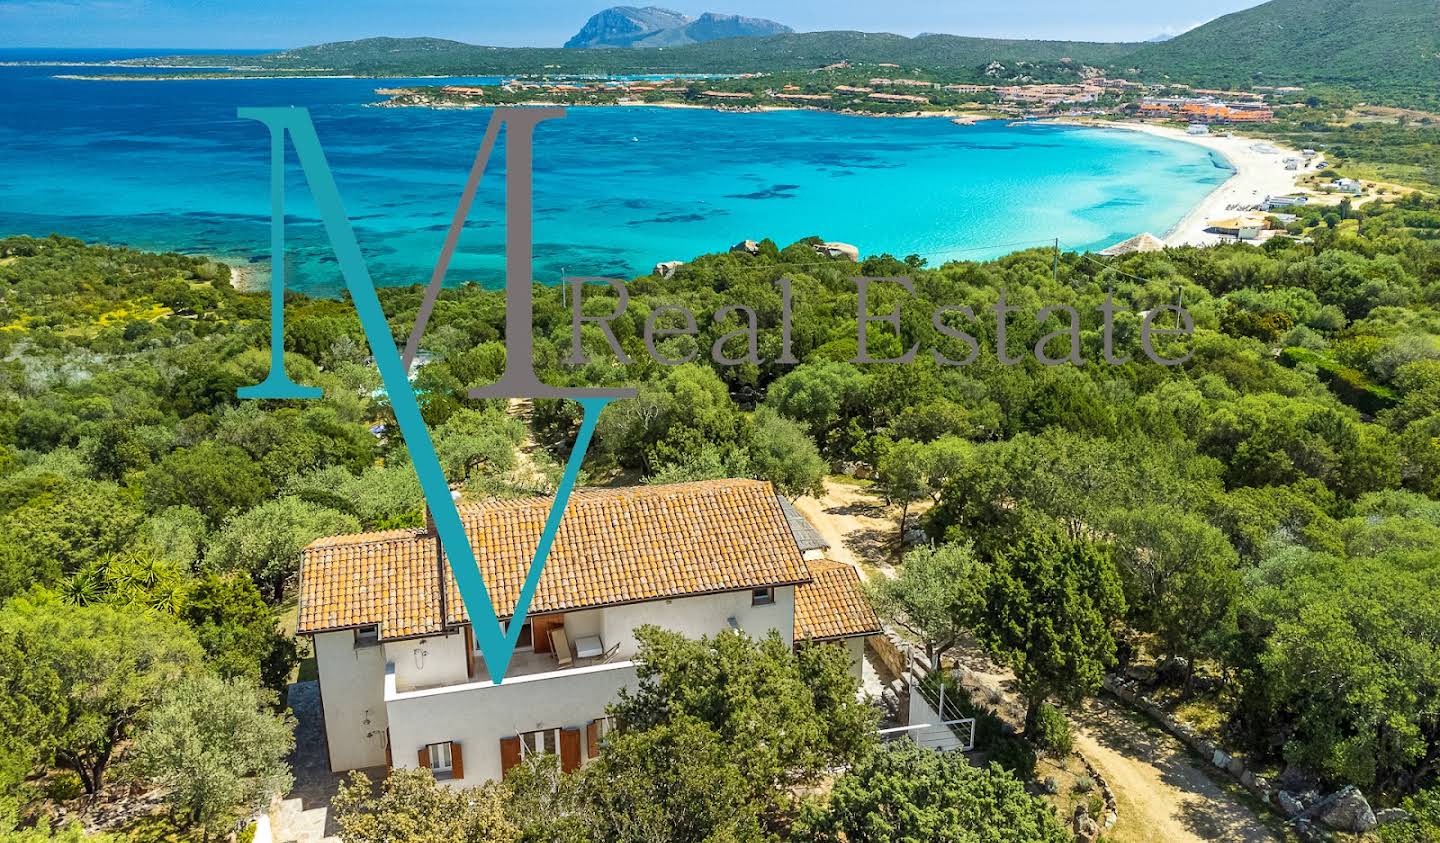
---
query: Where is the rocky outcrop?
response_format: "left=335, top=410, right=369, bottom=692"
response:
left=1072, top=805, right=1100, bottom=842
left=563, top=7, right=689, bottom=48
left=1315, top=785, right=1377, bottom=834
left=564, top=6, right=790, bottom=48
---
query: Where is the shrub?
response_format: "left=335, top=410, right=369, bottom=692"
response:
left=1072, top=775, right=1095, bottom=794
left=44, top=773, right=84, bottom=801
left=1030, top=703, right=1074, bottom=757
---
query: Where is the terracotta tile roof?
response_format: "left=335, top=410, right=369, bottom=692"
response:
left=794, top=560, right=882, bottom=642
left=297, top=480, right=813, bottom=640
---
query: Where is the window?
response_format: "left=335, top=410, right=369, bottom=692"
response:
left=519, top=728, right=561, bottom=758
left=751, top=587, right=775, bottom=607
left=426, top=741, right=453, bottom=778
left=354, top=624, right=380, bottom=647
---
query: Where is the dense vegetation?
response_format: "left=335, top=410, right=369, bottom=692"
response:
left=3, top=187, right=1440, bottom=834
left=119, top=32, right=1134, bottom=79
left=1123, top=0, right=1440, bottom=110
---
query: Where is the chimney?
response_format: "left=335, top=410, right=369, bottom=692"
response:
left=432, top=490, right=462, bottom=630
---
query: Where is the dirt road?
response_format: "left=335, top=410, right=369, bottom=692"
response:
left=1074, top=698, right=1279, bottom=843
left=795, top=476, right=1280, bottom=843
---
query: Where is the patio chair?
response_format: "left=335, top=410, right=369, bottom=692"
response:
left=550, top=628, right=573, bottom=668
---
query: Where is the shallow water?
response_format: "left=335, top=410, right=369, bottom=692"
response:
left=0, top=49, right=1233, bottom=295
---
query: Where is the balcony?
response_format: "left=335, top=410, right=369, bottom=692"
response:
left=384, top=653, right=635, bottom=703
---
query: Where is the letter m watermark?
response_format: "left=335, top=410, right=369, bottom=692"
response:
left=235, top=106, right=632, bottom=683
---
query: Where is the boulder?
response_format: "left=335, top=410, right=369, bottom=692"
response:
left=1226, top=756, right=1246, bottom=778
left=1212, top=749, right=1231, bottom=769
left=652, top=260, right=683, bottom=279
left=1278, top=790, right=1305, bottom=817
left=1240, top=770, right=1256, bottom=789
left=1072, top=806, right=1100, bottom=842
left=1375, top=807, right=1410, bottom=826
left=1317, top=785, right=1376, bottom=834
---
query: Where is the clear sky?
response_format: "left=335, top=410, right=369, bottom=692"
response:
left=2, top=0, right=1268, bottom=50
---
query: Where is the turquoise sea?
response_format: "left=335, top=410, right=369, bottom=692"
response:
left=0, top=49, right=1234, bottom=295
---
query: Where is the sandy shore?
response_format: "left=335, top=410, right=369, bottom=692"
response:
left=1056, top=119, right=1307, bottom=247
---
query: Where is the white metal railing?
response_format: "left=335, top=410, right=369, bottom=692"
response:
left=878, top=718, right=977, bottom=752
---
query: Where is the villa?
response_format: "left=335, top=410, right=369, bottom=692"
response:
left=295, top=479, right=881, bottom=785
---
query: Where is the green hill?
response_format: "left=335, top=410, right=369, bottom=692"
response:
left=124, top=31, right=1135, bottom=78
left=1132, top=0, right=1439, bottom=102
left=123, top=0, right=1439, bottom=106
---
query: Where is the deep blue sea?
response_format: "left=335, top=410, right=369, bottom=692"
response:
left=0, top=49, right=1233, bottom=295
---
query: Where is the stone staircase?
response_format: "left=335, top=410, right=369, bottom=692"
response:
left=270, top=797, right=338, bottom=843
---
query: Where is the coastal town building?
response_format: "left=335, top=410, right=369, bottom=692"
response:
left=296, top=480, right=880, bottom=785
left=1139, top=97, right=1275, bottom=123
left=868, top=92, right=929, bottom=105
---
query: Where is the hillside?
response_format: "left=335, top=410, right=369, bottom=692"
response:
left=116, top=0, right=1439, bottom=107
left=1129, top=0, right=1439, bottom=103
left=564, top=7, right=791, bottom=48
left=125, top=31, right=1134, bottom=77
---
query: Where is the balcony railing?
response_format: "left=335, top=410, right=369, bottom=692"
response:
left=383, top=656, right=635, bottom=703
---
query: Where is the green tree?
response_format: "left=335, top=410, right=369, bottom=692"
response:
left=203, top=497, right=359, bottom=602
left=0, top=595, right=202, bottom=793
left=874, top=438, right=928, bottom=553
left=130, top=675, right=295, bottom=839
left=610, top=627, right=875, bottom=826
left=580, top=717, right=763, bottom=843
left=797, top=740, right=1069, bottom=843
left=747, top=407, right=825, bottom=498
left=869, top=541, right=986, bottom=669
left=1107, top=505, right=1241, bottom=690
left=178, top=575, right=298, bottom=694
left=980, top=522, right=1125, bottom=732
left=142, top=442, right=273, bottom=529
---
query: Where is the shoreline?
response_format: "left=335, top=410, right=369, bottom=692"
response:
left=1049, top=118, right=1307, bottom=247
left=370, top=95, right=1002, bottom=122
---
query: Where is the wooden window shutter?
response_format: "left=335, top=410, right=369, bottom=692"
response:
left=499, top=736, right=521, bottom=775
left=449, top=741, right=464, bottom=781
left=560, top=727, right=582, bottom=773
left=417, top=746, right=430, bottom=768
left=464, top=626, right=476, bottom=680
left=586, top=720, right=600, bottom=760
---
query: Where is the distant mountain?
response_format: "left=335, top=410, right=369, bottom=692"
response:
left=563, top=7, right=690, bottom=48
left=1129, top=0, right=1439, bottom=99
left=1144, top=33, right=1175, bottom=43
left=564, top=6, right=792, bottom=49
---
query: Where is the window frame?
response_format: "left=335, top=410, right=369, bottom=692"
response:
left=751, top=586, right=776, bottom=606
left=518, top=727, right=561, bottom=758
left=426, top=741, right=454, bottom=779
left=354, top=624, right=380, bottom=647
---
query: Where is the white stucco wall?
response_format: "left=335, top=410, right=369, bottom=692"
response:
left=314, top=630, right=389, bottom=771
left=597, top=586, right=796, bottom=656
left=842, top=636, right=866, bottom=683
left=385, top=660, right=638, bottom=784
left=321, top=586, right=802, bottom=779
left=386, top=631, right=469, bottom=692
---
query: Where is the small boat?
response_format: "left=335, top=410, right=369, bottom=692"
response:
left=631, top=136, right=639, bottom=142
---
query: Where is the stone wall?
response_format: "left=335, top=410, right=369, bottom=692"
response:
left=1103, top=675, right=1387, bottom=838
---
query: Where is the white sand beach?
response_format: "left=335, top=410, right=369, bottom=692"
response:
left=1062, top=120, right=1307, bottom=247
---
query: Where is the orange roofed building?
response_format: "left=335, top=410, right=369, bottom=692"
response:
left=297, top=479, right=880, bottom=784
